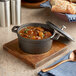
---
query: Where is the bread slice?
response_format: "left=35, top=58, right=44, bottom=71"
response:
left=50, top=0, right=76, bottom=14
left=72, top=2, right=76, bottom=14
left=67, top=3, right=76, bottom=14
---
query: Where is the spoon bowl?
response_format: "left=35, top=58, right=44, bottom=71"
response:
left=70, top=50, right=76, bottom=61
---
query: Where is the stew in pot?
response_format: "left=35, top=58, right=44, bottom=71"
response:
left=19, top=26, right=52, bottom=40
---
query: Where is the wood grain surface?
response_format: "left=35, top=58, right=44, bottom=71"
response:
left=3, top=39, right=67, bottom=68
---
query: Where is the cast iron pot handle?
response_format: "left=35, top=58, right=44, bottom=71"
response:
left=12, top=26, right=20, bottom=33
left=51, top=31, right=60, bottom=40
left=51, top=25, right=66, bottom=40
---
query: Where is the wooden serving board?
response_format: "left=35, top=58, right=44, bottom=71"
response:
left=3, top=39, right=67, bottom=68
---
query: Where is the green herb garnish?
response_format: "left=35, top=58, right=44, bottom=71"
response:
left=25, top=27, right=27, bottom=29
left=42, top=34, right=45, bottom=37
left=24, top=30, right=28, bottom=33
left=20, top=33, right=22, bottom=35
left=26, top=29, right=29, bottom=31
left=24, top=29, right=30, bottom=33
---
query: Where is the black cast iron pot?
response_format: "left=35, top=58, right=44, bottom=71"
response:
left=12, top=23, right=59, bottom=54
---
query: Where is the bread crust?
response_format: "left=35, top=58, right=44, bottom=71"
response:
left=50, top=0, right=76, bottom=14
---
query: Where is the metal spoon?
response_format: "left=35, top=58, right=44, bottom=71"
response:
left=42, top=50, right=76, bottom=72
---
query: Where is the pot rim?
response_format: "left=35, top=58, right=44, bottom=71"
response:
left=13, top=23, right=56, bottom=41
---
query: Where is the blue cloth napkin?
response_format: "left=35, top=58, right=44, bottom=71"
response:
left=40, top=1, right=76, bottom=22
left=66, top=14, right=76, bottom=22
left=40, top=1, right=51, bottom=8
left=38, top=51, right=76, bottom=76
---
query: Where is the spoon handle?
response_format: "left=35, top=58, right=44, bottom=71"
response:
left=42, top=59, right=71, bottom=72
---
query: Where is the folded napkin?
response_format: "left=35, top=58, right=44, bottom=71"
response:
left=40, top=1, right=51, bottom=8
left=40, top=1, right=76, bottom=22
left=38, top=51, right=76, bottom=76
left=66, top=14, right=76, bottom=22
